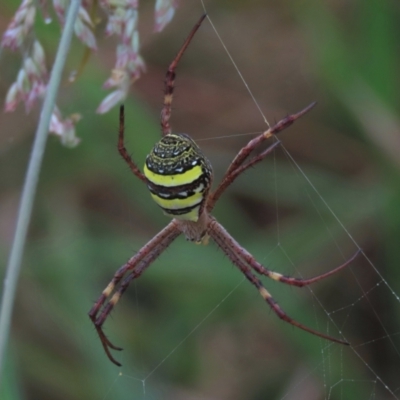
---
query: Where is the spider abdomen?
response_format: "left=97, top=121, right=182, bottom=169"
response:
left=144, top=133, right=212, bottom=222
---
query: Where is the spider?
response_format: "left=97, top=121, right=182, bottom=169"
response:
left=89, top=14, right=359, bottom=366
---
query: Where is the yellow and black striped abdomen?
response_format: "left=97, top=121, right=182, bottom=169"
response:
left=144, top=133, right=212, bottom=222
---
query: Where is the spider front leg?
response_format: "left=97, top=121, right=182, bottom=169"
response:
left=209, top=218, right=357, bottom=345
left=213, top=221, right=361, bottom=287
left=208, top=102, right=316, bottom=211
left=93, top=252, right=163, bottom=366
left=89, top=221, right=180, bottom=366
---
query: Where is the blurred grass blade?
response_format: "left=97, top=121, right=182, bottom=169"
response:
left=0, top=0, right=81, bottom=386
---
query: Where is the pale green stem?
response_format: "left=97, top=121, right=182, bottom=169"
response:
left=0, top=0, right=81, bottom=386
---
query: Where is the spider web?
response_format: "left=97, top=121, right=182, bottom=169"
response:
left=96, top=3, right=400, bottom=400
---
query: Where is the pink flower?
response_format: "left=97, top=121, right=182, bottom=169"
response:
left=2, top=0, right=178, bottom=144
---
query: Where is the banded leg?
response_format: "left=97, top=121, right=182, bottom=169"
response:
left=95, top=238, right=180, bottom=366
left=89, top=220, right=181, bottom=366
left=118, top=105, right=147, bottom=183
left=210, top=220, right=360, bottom=287
left=208, top=102, right=316, bottom=210
left=88, top=221, right=179, bottom=319
left=160, top=14, right=207, bottom=136
left=209, top=219, right=349, bottom=345
left=207, top=141, right=281, bottom=212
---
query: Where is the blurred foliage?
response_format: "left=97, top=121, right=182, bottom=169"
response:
left=0, top=0, right=399, bottom=399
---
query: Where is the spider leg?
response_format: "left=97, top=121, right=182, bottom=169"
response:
left=208, top=102, right=316, bottom=209
left=118, top=105, right=147, bottom=183
left=94, top=248, right=173, bottom=366
left=89, top=220, right=181, bottom=366
left=247, top=249, right=360, bottom=285
left=211, top=220, right=360, bottom=287
left=227, top=102, right=316, bottom=175
left=160, top=14, right=207, bottom=136
left=94, top=240, right=178, bottom=328
left=209, top=219, right=350, bottom=345
left=207, top=141, right=281, bottom=212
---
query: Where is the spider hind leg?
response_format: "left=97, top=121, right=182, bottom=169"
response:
left=161, top=14, right=207, bottom=136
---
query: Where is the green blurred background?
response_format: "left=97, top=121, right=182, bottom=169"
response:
left=0, top=1, right=399, bottom=399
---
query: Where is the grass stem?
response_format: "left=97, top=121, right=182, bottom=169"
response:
left=0, top=0, right=81, bottom=386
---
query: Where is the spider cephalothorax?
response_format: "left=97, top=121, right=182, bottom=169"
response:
left=89, top=14, right=359, bottom=366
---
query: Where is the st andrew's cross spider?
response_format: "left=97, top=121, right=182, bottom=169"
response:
left=89, top=14, right=359, bottom=366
